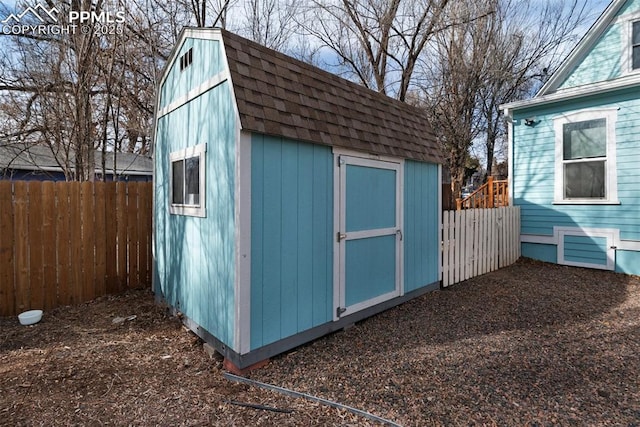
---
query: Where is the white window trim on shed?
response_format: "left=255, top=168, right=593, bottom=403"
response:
left=552, top=108, right=619, bottom=205
left=169, top=142, right=207, bottom=217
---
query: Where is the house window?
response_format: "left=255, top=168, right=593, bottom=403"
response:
left=554, top=109, right=618, bottom=204
left=169, top=143, right=206, bottom=217
left=562, top=119, right=606, bottom=199
left=179, top=48, right=193, bottom=72
left=633, top=21, right=640, bottom=70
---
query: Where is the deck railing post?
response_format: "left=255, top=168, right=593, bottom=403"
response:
left=487, top=176, right=494, bottom=208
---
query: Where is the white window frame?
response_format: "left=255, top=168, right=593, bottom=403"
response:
left=169, top=143, right=206, bottom=217
left=619, top=12, right=640, bottom=74
left=553, top=108, right=618, bottom=205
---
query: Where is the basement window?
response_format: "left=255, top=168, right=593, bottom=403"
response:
left=169, top=143, right=206, bottom=217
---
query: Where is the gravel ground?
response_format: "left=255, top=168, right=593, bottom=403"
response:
left=1, top=258, right=639, bottom=426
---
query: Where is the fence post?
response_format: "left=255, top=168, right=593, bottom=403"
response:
left=487, top=176, right=494, bottom=208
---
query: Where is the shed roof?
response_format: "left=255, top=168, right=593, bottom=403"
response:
left=217, top=29, right=442, bottom=164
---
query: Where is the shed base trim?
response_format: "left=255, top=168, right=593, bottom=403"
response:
left=156, top=281, right=439, bottom=369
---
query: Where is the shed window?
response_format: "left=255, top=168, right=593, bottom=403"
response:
left=179, top=48, right=193, bottom=71
left=169, top=143, right=206, bottom=217
left=553, top=110, right=618, bottom=204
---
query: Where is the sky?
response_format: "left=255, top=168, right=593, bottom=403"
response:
left=0, top=0, right=617, bottom=26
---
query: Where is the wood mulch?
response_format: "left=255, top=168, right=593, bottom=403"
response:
left=1, top=258, right=639, bottom=426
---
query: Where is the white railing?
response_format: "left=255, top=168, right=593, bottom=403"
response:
left=441, top=206, right=521, bottom=287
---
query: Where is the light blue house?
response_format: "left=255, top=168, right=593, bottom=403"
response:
left=502, top=0, right=640, bottom=276
left=153, top=28, right=443, bottom=370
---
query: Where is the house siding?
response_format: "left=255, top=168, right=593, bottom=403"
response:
left=404, top=160, right=440, bottom=292
left=512, top=87, right=640, bottom=274
left=558, top=0, right=640, bottom=91
left=250, top=135, right=333, bottom=350
left=558, top=22, right=623, bottom=89
left=618, top=0, right=640, bottom=18
left=154, top=38, right=236, bottom=349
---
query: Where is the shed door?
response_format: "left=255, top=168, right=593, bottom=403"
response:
left=335, top=155, right=402, bottom=319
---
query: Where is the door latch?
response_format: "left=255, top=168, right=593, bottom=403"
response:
left=336, top=307, right=346, bottom=317
left=396, top=229, right=403, bottom=241
left=337, top=232, right=347, bottom=242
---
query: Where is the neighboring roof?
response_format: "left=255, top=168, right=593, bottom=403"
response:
left=502, top=0, right=628, bottom=113
left=0, top=144, right=153, bottom=176
left=166, top=28, right=441, bottom=164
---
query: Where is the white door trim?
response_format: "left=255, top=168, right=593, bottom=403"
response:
left=333, top=152, right=404, bottom=320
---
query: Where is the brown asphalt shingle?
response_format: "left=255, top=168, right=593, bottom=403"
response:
left=220, top=29, right=442, bottom=164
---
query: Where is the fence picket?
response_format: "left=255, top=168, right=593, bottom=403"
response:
left=69, top=182, right=82, bottom=304
left=42, top=182, right=57, bottom=311
left=442, top=213, right=449, bottom=287
left=81, top=182, right=96, bottom=302
left=454, top=210, right=462, bottom=285
left=14, top=182, right=30, bottom=312
left=440, top=206, right=520, bottom=287
left=94, top=183, right=107, bottom=298
left=56, top=183, right=71, bottom=306
left=116, top=182, right=127, bottom=290
left=127, top=184, right=139, bottom=289
left=0, top=181, right=15, bottom=316
left=105, top=183, right=118, bottom=293
left=27, top=183, right=44, bottom=311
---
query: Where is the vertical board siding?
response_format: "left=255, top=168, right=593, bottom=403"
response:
left=404, top=160, right=440, bottom=292
left=159, top=38, right=224, bottom=110
left=250, top=135, right=333, bottom=350
left=0, top=181, right=152, bottom=317
left=154, top=58, right=237, bottom=350
left=442, top=207, right=521, bottom=287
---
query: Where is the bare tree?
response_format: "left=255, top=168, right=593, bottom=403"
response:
left=421, top=0, right=497, bottom=201
left=241, top=0, right=301, bottom=50
left=0, top=0, right=105, bottom=180
left=478, top=0, right=588, bottom=178
left=299, top=0, right=450, bottom=101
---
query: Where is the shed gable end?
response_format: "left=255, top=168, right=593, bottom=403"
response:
left=158, top=37, right=225, bottom=110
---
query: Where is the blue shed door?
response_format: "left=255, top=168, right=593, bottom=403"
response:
left=335, top=155, right=403, bottom=319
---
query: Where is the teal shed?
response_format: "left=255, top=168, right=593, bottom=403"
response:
left=502, top=0, right=640, bottom=276
left=153, top=28, right=443, bottom=369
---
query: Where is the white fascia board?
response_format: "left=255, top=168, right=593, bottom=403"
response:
left=500, top=72, right=640, bottom=113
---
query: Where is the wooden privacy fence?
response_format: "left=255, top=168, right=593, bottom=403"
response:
left=0, top=181, right=152, bottom=317
left=442, top=206, right=520, bottom=287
